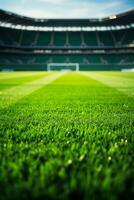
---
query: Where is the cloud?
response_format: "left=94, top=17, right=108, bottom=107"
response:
left=25, top=0, right=130, bottom=18
left=38, top=0, right=66, bottom=4
left=0, top=0, right=133, bottom=18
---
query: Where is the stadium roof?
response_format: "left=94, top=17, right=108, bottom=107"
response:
left=0, top=9, right=134, bottom=27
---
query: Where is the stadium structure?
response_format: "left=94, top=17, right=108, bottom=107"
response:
left=0, top=9, right=134, bottom=71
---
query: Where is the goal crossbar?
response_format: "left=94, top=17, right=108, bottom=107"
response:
left=47, top=63, right=79, bottom=71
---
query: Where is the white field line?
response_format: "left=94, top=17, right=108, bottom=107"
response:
left=0, top=72, right=66, bottom=108
left=0, top=72, right=47, bottom=80
left=80, top=72, right=134, bottom=97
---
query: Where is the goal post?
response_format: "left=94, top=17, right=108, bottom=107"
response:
left=47, top=63, right=79, bottom=71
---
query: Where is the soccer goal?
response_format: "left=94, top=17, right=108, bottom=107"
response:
left=47, top=63, right=79, bottom=71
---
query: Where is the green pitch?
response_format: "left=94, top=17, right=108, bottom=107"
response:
left=0, top=71, right=134, bottom=200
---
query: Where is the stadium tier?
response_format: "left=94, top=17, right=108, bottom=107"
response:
left=0, top=9, right=134, bottom=71
left=0, top=27, right=134, bottom=47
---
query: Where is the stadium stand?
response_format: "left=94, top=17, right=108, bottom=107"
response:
left=0, top=9, right=134, bottom=71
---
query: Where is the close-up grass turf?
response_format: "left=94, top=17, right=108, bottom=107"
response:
left=0, top=71, right=134, bottom=200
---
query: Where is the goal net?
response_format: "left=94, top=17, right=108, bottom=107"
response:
left=47, top=63, right=79, bottom=71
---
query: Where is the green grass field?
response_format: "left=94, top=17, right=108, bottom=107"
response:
left=0, top=71, right=134, bottom=200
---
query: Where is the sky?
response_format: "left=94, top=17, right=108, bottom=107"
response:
left=0, top=0, right=134, bottom=19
